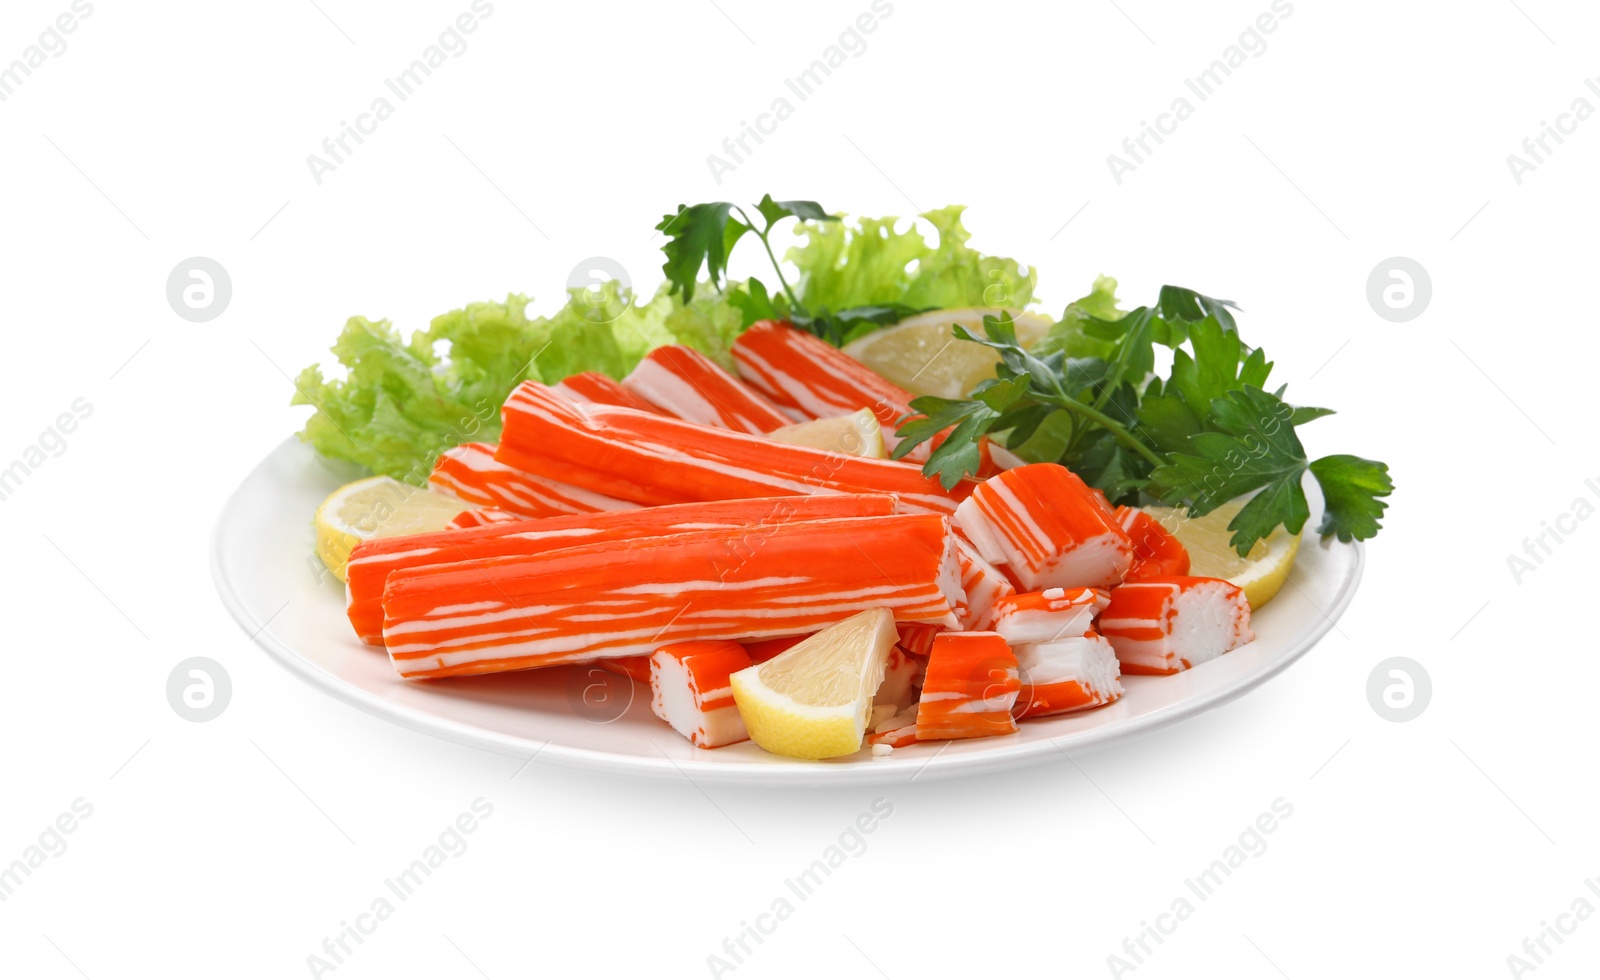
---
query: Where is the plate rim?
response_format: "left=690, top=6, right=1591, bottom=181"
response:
left=212, top=437, right=1364, bottom=787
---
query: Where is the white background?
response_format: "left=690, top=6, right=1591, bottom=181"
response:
left=2, top=0, right=1596, bottom=977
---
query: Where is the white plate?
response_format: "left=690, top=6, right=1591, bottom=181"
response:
left=212, top=438, right=1363, bottom=787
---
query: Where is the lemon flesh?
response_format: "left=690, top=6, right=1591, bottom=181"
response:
left=767, top=408, right=886, bottom=459
left=729, top=608, right=897, bottom=760
left=314, top=475, right=472, bottom=581
left=1141, top=499, right=1301, bottom=610
left=842, top=308, right=1055, bottom=399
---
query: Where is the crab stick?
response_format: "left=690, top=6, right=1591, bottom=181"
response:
left=554, top=371, right=667, bottom=415
left=496, top=382, right=973, bottom=514
left=649, top=640, right=752, bottom=748
left=1116, top=506, right=1191, bottom=580
left=914, top=632, right=1021, bottom=741
left=623, top=345, right=791, bottom=434
left=448, top=507, right=522, bottom=529
left=992, top=588, right=1110, bottom=646
left=598, top=656, right=652, bottom=683
left=953, top=536, right=1015, bottom=630
left=875, top=646, right=925, bottom=712
left=382, top=513, right=965, bottom=680
left=1012, top=633, right=1122, bottom=719
left=1099, top=577, right=1254, bottom=675
left=955, top=463, right=1133, bottom=590
left=868, top=707, right=919, bottom=749
left=896, top=622, right=943, bottom=659
left=345, top=493, right=896, bottom=644
left=732, top=320, right=920, bottom=445
left=430, top=442, right=636, bottom=519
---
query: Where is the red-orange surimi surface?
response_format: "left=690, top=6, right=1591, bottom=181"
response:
left=895, top=621, right=943, bottom=659
left=345, top=494, right=896, bottom=645
left=495, top=382, right=973, bottom=514
left=1115, top=506, right=1191, bottom=580
left=1098, top=576, right=1254, bottom=675
left=1012, top=632, right=1123, bottom=719
left=598, top=656, right=653, bottom=683
left=953, top=536, right=1015, bottom=631
left=554, top=371, right=667, bottom=415
left=991, top=587, right=1110, bottom=646
left=623, top=345, right=791, bottom=434
left=649, top=640, right=752, bottom=748
left=955, top=463, right=1133, bottom=590
left=430, top=442, right=636, bottom=519
left=381, top=513, right=964, bottom=680
left=448, top=507, right=522, bottom=529
left=914, top=631, right=1021, bottom=741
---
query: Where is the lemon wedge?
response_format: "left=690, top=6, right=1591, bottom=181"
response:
left=729, top=608, right=897, bottom=760
left=767, top=408, right=885, bottom=458
left=1141, top=498, right=1302, bottom=610
left=314, top=476, right=471, bottom=581
left=842, top=307, right=1056, bottom=399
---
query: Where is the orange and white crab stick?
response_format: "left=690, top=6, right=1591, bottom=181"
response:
left=599, top=656, right=653, bottom=683
left=955, top=463, right=1133, bottom=590
left=914, top=631, right=1022, bottom=741
left=953, top=536, right=1015, bottom=631
left=430, top=442, right=636, bottom=519
left=554, top=371, right=667, bottom=415
left=1098, top=577, right=1254, bottom=675
left=1115, top=506, right=1191, bottom=580
left=868, top=707, right=920, bottom=749
left=650, top=640, right=753, bottom=748
left=447, top=506, right=521, bottom=529
left=895, top=622, right=943, bottom=659
left=382, top=513, right=965, bottom=680
left=1012, top=632, right=1123, bottom=719
left=875, top=645, right=925, bottom=712
left=623, top=345, right=791, bottom=434
left=345, top=493, right=896, bottom=644
left=991, top=587, right=1110, bottom=646
left=496, top=382, right=973, bottom=514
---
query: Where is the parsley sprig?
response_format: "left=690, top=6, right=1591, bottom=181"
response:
left=655, top=195, right=926, bottom=346
left=892, top=291, right=1392, bottom=555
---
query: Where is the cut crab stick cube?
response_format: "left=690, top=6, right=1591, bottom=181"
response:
left=1012, top=632, right=1122, bottom=719
left=896, top=622, right=943, bottom=659
left=430, top=442, right=636, bottom=519
left=496, top=382, right=973, bottom=514
left=382, top=513, right=965, bottom=680
left=868, top=707, right=920, bottom=749
left=598, top=656, right=652, bottom=683
left=346, top=493, right=896, bottom=644
left=992, top=587, right=1111, bottom=646
left=874, top=646, right=926, bottom=711
left=623, top=345, right=791, bottom=434
left=954, top=463, right=1133, bottom=590
left=554, top=371, right=667, bottom=415
left=953, top=536, right=1015, bottom=631
left=1115, top=506, right=1191, bottom=580
left=914, top=632, right=1022, bottom=741
left=1099, top=576, right=1254, bottom=675
left=649, top=640, right=752, bottom=748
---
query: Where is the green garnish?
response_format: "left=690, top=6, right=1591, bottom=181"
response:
left=891, top=288, right=1392, bottom=555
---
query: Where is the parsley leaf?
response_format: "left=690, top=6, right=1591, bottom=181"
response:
left=656, top=203, right=749, bottom=302
left=1309, top=454, right=1393, bottom=542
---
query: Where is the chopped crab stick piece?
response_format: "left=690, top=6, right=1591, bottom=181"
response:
left=868, top=707, right=920, bottom=748
left=896, top=622, right=943, bottom=659
left=1115, top=506, right=1191, bottom=580
left=382, top=513, right=964, bottom=680
left=1012, top=632, right=1122, bottom=719
left=650, top=640, right=753, bottom=748
left=874, top=646, right=925, bottom=711
left=992, top=587, right=1111, bottom=646
left=448, top=507, right=522, bottom=529
left=496, top=382, right=973, bottom=514
left=955, top=463, right=1133, bottom=590
left=598, top=656, right=652, bottom=683
left=953, top=536, right=1015, bottom=631
left=914, top=632, right=1022, bottom=741
left=623, top=345, right=791, bottom=434
left=430, top=442, right=636, bottom=519
left=554, top=371, right=667, bottom=414
left=345, top=493, right=896, bottom=644
left=1099, top=576, right=1254, bottom=675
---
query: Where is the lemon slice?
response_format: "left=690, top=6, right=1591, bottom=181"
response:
left=767, top=408, right=885, bottom=459
left=1141, top=499, right=1302, bottom=610
left=314, top=475, right=472, bottom=581
left=729, top=608, right=897, bottom=760
left=842, top=308, right=1056, bottom=399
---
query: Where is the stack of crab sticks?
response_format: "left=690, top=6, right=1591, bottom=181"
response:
left=348, top=320, right=1257, bottom=760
